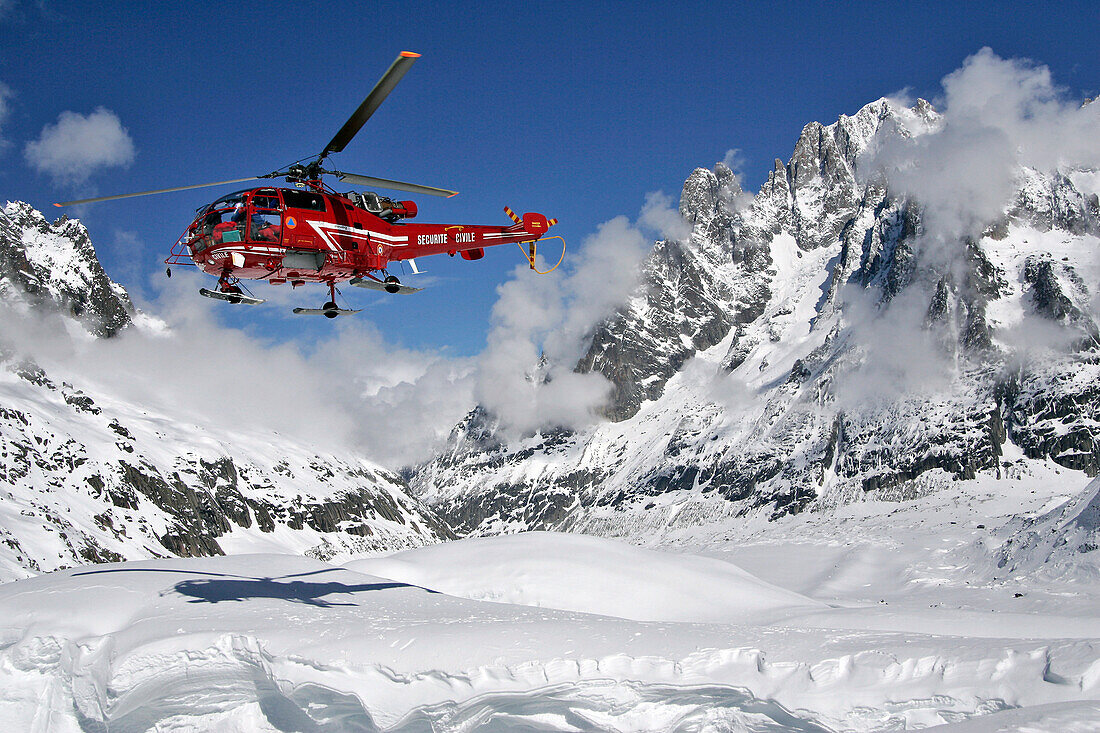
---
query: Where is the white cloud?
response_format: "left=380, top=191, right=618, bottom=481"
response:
left=475, top=209, right=653, bottom=437
left=546, top=215, right=652, bottom=365
left=721, top=148, right=745, bottom=173
left=25, top=106, right=135, bottom=186
left=639, top=191, right=692, bottom=241
left=864, top=48, right=1100, bottom=250
left=0, top=265, right=478, bottom=469
left=833, top=285, right=956, bottom=408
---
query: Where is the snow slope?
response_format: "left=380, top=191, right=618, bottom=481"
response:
left=347, top=531, right=827, bottom=624
left=2, top=529, right=1099, bottom=731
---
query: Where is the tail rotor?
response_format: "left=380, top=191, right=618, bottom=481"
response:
left=505, top=206, right=563, bottom=274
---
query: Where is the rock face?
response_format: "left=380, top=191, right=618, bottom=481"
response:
left=0, top=203, right=134, bottom=337
left=413, top=98, right=1100, bottom=540
left=0, top=204, right=452, bottom=581
left=576, top=163, right=766, bottom=422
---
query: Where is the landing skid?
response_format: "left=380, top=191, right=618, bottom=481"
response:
left=292, top=307, right=362, bottom=317
left=349, top=276, right=422, bottom=295
left=199, top=288, right=265, bottom=305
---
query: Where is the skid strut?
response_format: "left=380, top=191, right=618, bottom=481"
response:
left=292, top=281, right=362, bottom=318
left=198, top=273, right=265, bottom=305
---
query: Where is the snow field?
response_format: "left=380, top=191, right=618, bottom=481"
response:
left=346, top=531, right=826, bottom=624
left=1, top=526, right=1099, bottom=731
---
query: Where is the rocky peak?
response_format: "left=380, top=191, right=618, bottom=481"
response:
left=573, top=157, right=770, bottom=422
left=679, top=162, right=745, bottom=224
left=679, top=167, right=721, bottom=224
left=574, top=99, right=950, bottom=424
left=912, top=97, right=939, bottom=124
left=714, top=162, right=744, bottom=211
left=833, top=98, right=939, bottom=167
left=740, top=98, right=935, bottom=255
left=413, top=92, right=1100, bottom=540
left=0, top=201, right=134, bottom=337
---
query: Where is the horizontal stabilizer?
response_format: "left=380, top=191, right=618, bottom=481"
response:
left=348, top=277, right=423, bottom=294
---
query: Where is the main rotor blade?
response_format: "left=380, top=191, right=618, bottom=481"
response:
left=335, top=172, right=457, bottom=198
left=53, top=177, right=264, bottom=207
left=320, top=51, right=421, bottom=159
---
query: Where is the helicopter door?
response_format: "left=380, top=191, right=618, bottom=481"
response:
left=247, top=190, right=283, bottom=244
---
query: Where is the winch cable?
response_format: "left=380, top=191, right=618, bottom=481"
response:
left=516, top=236, right=565, bottom=275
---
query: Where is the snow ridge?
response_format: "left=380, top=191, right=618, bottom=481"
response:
left=2, top=548, right=1099, bottom=731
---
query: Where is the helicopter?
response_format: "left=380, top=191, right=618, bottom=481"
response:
left=53, top=52, right=560, bottom=318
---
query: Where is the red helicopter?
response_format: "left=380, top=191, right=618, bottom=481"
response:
left=54, top=52, right=560, bottom=318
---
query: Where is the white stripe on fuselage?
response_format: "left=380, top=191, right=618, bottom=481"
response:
left=306, top=220, right=409, bottom=251
left=368, top=230, right=411, bottom=243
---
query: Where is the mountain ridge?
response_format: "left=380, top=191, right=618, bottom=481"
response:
left=411, top=96, right=1100, bottom=539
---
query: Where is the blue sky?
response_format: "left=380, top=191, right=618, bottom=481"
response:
left=2, top=1, right=1098, bottom=356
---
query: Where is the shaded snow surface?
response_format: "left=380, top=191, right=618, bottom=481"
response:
left=994, top=476, right=1100, bottom=579
left=2, top=529, right=1100, bottom=731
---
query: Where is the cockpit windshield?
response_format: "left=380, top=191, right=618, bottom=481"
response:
left=208, top=191, right=248, bottom=211
left=191, top=189, right=283, bottom=251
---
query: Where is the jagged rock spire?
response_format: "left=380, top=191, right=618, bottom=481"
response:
left=0, top=202, right=134, bottom=337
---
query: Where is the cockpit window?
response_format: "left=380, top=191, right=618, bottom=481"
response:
left=253, top=193, right=281, bottom=210
left=282, top=189, right=327, bottom=211
left=248, top=197, right=282, bottom=243
left=190, top=191, right=251, bottom=251
left=209, top=191, right=248, bottom=210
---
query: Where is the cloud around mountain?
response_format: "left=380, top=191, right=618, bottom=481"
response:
left=864, top=47, right=1100, bottom=249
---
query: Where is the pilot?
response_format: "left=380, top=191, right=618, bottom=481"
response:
left=251, top=209, right=280, bottom=242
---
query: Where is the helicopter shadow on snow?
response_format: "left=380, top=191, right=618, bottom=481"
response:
left=73, top=566, right=439, bottom=607
left=170, top=577, right=435, bottom=606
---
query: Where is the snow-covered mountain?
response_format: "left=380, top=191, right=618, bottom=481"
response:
left=412, top=97, right=1100, bottom=539
left=0, top=202, right=135, bottom=337
left=2, top=87, right=1100, bottom=733
left=0, top=203, right=452, bottom=582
